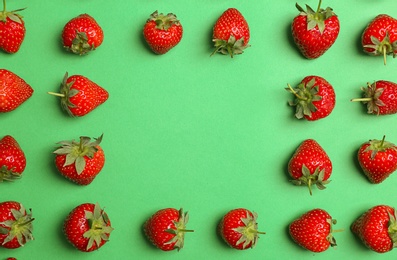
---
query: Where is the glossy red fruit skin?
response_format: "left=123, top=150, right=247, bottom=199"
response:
left=213, top=8, right=250, bottom=45
left=291, top=4, right=340, bottom=59
left=0, top=15, right=25, bottom=53
left=63, top=203, right=112, bottom=252
left=0, top=69, right=33, bottom=112
left=351, top=205, right=396, bottom=253
left=0, top=135, right=26, bottom=181
left=361, top=81, right=397, bottom=115
left=289, top=208, right=335, bottom=252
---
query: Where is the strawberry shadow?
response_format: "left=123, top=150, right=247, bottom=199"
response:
left=140, top=211, right=160, bottom=250
left=214, top=212, right=232, bottom=249
left=57, top=207, right=77, bottom=251
left=285, top=22, right=307, bottom=59
left=284, top=216, right=308, bottom=252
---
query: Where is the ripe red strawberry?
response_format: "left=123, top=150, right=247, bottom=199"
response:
left=362, top=14, right=397, bottom=65
left=286, top=75, right=336, bottom=121
left=351, top=205, right=397, bottom=253
left=357, top=136, right=397, bottom=184
left=351, top=81, right=397, bottom=115
left=6, top=258, right=16, bottom=260
left=291, top=0, right=340, bottom=59
left=53, top=135, right=105, bottom=185
left=0, top=69, right=33, bottom=113
left=0, top=135, right=26, bottom=182
left=288, top=139, right=332, bottom=195
left=143, top=11, right=183, bottom=55
left=0, top=0, right=26, bottom=53
left=289, top=208, right=338, bottom=252
left=48, top=72, right=108, bottom=117
left=212, top=8, right=250, bottom=57
left=62, top=14, right=104, bottom=55
left=144, top=208, right=193, bottom=251
left=63, top=203, right=113, bottom=252
left=218, top=208, right=265, bottom=250
left=0, top=201, right=34, bottom=249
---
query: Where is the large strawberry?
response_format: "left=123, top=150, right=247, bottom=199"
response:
left=288, top=139, right=332, bottom=195
left=144, top=208, right=193, bottom=251
left=362, top=14, right=397, bottom=65
left=53, top=135, right=105, bottom=185
left=0, top=135, right=26, bottom=182
left=218, top=208, right=265, bottom=250
left=48, top=72, right=108, bottom=117
left=291, top=0, right=340, bottom=59
left=0, top=0, right=26, bottom=53
left=351, top=81, right=397, bottom=115
left=0, top=201, right=34, bottom=249
left=351, top=205, right=397, bottom=253
left=286, top=75, right=336, bottom=121
left=212, top=8, right=250, bottom=57
left=357, top=136, right=397, bottom=184
left=62, top=14, right=104, bottom=55
left=0, top=69, right=33, bottom=113
left=143, top=11, right=183, bottom=55
left=289, top=208, right=338, bottom=252
left=63, top=203, right=113, bottom=252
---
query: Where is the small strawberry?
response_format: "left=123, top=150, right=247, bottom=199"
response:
left=351, top=205, right=397, bottom=253
left=0, top=0, right=26, bottom=53
left=63, top=203, right=113, bottom=252
left=53, top=135, right=105, bottom=185
left=286, top=75, right=336, bottom=121
left=0, top=201, right=34, bottom=249
left=0, top=69, right=33, bottom=113
left=291, top=0, right=340, bottom=59
left=6, top=258, right=17, bottom=260
left=351, top=81, right=397, bottom=116
left=357, top=136, right=397, bottom=184
left=144, top=208, right=193, bottom=251
left=218, top=208, right=265, bottom=250
left=289, top=208, right=339, bottom=252
left=212, top=8, right=250, bottom=57
left=48, top=72, right=108, bottom=117
left=143, top=11, right=183, bottom=55
left=361, top=14, right=397, bottom=65
left=0, top=135, right=26, bottom=182
left=62, top=14, right=104, bottom=55
left=288, top=139, right=332, bottom=195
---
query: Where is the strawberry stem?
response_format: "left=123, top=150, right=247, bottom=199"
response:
left=287, top=84, right=307, bottom=100
left=47, top=92, right=65, bottom=98
left=178, top=229, right=194, bottom=233
left=383, top=45, right=387, bottom=65
left=316, top=0, right=322, bottom=13
left=350, top=97, right=372, bottom=102
left=380, top=135, right=386, bottom=147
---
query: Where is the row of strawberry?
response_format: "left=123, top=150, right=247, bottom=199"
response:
left=1, top=201, right=395, bottom=254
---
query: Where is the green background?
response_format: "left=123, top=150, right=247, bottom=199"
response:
left=2, top=0, right=397, bottom=259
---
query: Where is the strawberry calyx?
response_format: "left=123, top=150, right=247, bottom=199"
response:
left=64, top=30, right=95, bottom=55
left=0, top=165, right=21, bottom=182
left=53, top=134, right=103, bottom=175
left=0, top=0, right=25, bottom=24
left=351, top=82, right=385, bottom=115
left=363, top=32, right=397, bottom=65
left=296, top=0, right=335, bottom=34
left=48, top=72, right=79, bottom=117
left=364, top=136, right=397, bottom=159
left=148, top=11, right=180, bottom=31
left=164, top=208, right=193, bottom=251
left=286, top=78, right=322, bottom=119
left=211, top=35, right=250, bottom=58
left=232, top=211, right=265, bottom=249
left=290, top=165, right=330, bottom=195
left=83, top=203, right=113, bottom=251
left=387, top=209, right=397, bottom=248
left=326, top=218, right=339, bottom=248
left=0, top=204, right=34, bottom=247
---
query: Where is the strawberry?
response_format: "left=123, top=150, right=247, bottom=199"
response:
left=143, top=11, right=183, bottom=55
left=48, top=72, right=108, bottom=117
left=62, top=14, right=104, bottom=55
left=289, top=208, right=338, bottom=252
left=212, top=8, right=250, bottom=57
left=286, top=75, right=336, bottom=121
left=53, top=135, right=105, bottom=185
left=351, top=205, right=397, bottom=253
left=288, top=139, right=332, bottom=195
left=291, top=0, right=340, bottom=59
left=0, top=69, right=33, bottom=113
left=0, top=0, right=25, bottom=53
left=351, top=81, right=397, bottom=115
left=0, top=201, right=34, bottom=249
left=357, top=136, right=397, bottom=184
left=362, top=14, right=397, bottom=65
left=218, top=208, right=265, bottom=250
left=63, top=203, right=113, bottom=252
left=0, top=135, right=26, bottom=182
left=144, top=208, right=193, bottom=251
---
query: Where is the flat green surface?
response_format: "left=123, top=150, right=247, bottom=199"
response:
left=2, top=0, right=397, bottom=259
